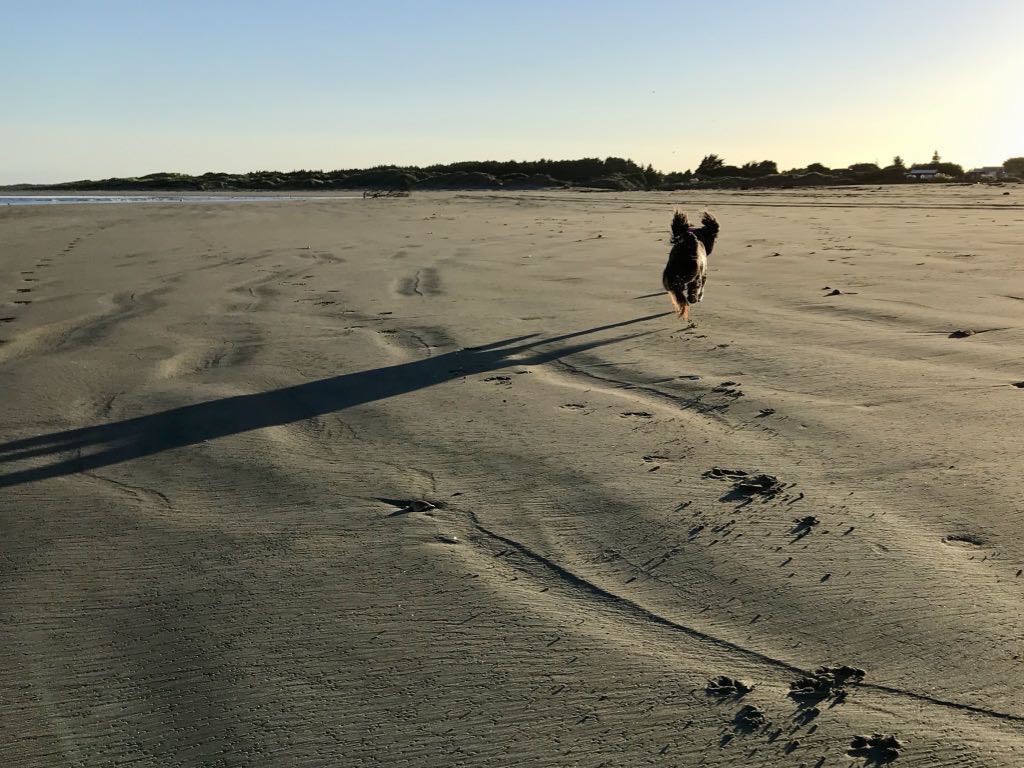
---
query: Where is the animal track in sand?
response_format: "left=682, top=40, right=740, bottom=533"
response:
left=705, top=675, right=753, bottom=697
left=733, top=704, right=769, bottom=732
left=704, top=467, right=785, bottom=499
left=711, top=383, right=744, bottom=399
left=789, top=664, right=865, bottom=704
left=942, top=533, right=985, bottom=547
left=848, top=733, right=902, bottom=763
left=435, top=498, right=1024, bottom=727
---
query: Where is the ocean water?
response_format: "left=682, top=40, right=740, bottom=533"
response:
left=0, top=195, right=363, bottom=206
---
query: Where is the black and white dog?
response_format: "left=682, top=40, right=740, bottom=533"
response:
left=662, top=211, right=719, bottom=320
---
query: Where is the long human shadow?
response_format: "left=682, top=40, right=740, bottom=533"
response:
left=0, top=313, right=668, bottom=488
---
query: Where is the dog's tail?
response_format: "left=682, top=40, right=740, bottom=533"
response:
left=700, top=211, right=719, bottom=236
left=696, top=211, right=720, bottom=254
left=666, top=282, right=688, bottom=316
left=670, top=211, right=690, bottom=243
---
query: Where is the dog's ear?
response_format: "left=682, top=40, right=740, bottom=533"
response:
left=671, top=211, right=690, bottom=240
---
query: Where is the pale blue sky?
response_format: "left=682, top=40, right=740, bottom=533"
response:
left=2, top=0, right=1021, bottom=183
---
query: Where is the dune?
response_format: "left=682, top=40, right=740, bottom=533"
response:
left=2, top=185, right=1023, bottom=766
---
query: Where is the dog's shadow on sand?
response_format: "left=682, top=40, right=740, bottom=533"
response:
left=0, top=313, right=668, bottom=488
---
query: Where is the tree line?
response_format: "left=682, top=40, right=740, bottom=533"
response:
left=6, top=154, right=1021, bottom=192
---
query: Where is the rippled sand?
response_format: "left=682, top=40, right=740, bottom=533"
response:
left=2, top=186, right=1024, bottom=766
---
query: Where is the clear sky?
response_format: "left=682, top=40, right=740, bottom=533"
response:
left=2, top=0, right=1021, bottom=184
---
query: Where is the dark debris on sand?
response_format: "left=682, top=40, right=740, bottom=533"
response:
left=705, top=675, right=753, bottom=697
left=789, top=664, right=865, bottom=703
left=704, top=467, right=786, bottom=499
left=949, top=329, right=975, bottom=338
left=848, top=733, right=902, bottom=763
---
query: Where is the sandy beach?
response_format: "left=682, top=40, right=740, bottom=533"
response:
left=3, top=186, right=1024, bottom=766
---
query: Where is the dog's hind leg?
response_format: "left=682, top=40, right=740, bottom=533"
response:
left=667, top=291, right=685, bottom=317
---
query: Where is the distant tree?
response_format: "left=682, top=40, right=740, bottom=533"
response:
left=848, top=163, right=881, bottom=174
left=911, top=159, right=965, bottom=177
left=932, top=150, right=941, bottom=164
left=740, top=160, right=778, bottom=177
left=892, top=155, right=906, bottom=169
left=642, top=163, right=662, bottom=188
left=696, top=154, right=725, bottom=176
left=1003, top=157, right=1024, bottom=178
left=805, top=162, right=830, bottom=173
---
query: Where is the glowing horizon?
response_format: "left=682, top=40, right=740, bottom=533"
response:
left=3, top=0, right=1021, bottom=185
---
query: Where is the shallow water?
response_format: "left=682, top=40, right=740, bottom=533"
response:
left=0, top=194, right=362, bottom=206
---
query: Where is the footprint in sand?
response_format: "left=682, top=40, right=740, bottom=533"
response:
left=942, top=533, right=984, bottom=547
left=705, top=675, right=753, bottom=697
left=732, top=704, right=768, bottom=732
left=848, top=734, right=902, bottom=763
left=789, top=665, right=865, bottom=705
left=621, top=411, right=653, bottom=418
left=16, top=288, right=32, bottom=293
left=560, top=403, right=588, bottom=411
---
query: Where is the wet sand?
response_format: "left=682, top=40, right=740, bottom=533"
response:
left=2, top=186, right=1024, bottom=766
